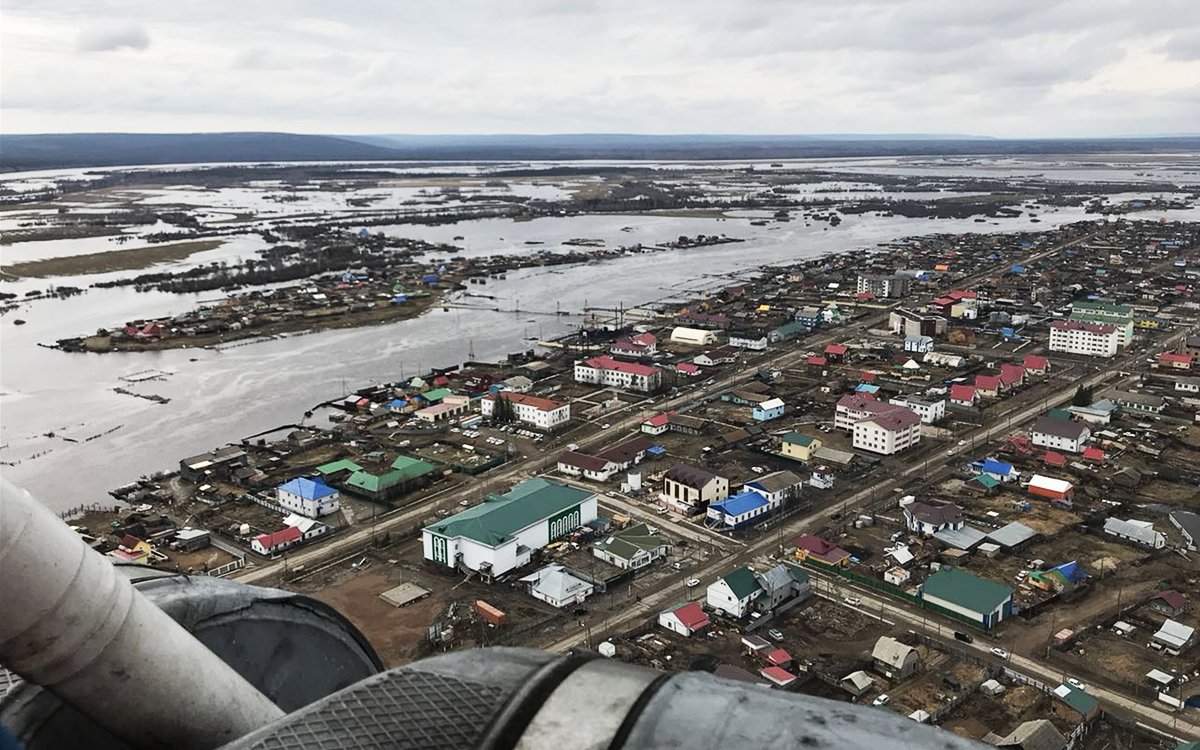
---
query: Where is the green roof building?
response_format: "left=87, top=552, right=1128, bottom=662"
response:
left=1070, top=300, right=1133, bottom=345
left=706, top=566, right=764, bottom=618
left=920, top=567, right=1013, bottom=629
left=341, top=455, right=437, bottom=501
left=593, top=522, right=669, bottom=570
left=423, top=478, right=598, bottom=578
left=420, top=388, right=453, bottom=404
left=316, top=459, right=363, bottom=476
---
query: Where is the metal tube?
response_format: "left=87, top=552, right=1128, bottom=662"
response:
left=0, top=479, right=284, bottom=749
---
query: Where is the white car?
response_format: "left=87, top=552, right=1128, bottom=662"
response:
left=990, top=647, right=1010, bottom=659
left=685, top=578, right=701, bottom=588
left=872, top=694, right=890, bottom=707
left=843, top=595, right=861, bottom=607
left=1066, top=678, right=1087, bottom=691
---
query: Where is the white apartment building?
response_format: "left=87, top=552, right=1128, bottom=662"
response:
left=888, top=395, right=946, bottom=425
left=835, top=394, right=895, bottom=431
left=1029, top=415, right=1091, bottom=453
left=852, top=409, right=922, bottom=455
left=1049, top=320, right=1119, bottom=358
left=574, top=356, right=662, bottom=393
left=481, top=391, right=571, bottom=430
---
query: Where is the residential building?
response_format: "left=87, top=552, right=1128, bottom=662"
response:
left=658, top=602, right=710, bottom=637
left=482, top=391, right=571, bottom=430
left=889, top=308, right=947, bottom=337
left=1049, top=320, right=1120, bottom=358
left=1068, top=399, right=1118, bottom=424
left=342, top=455, right=438, bottom=502
left=1023, top=354, right=1050, bottom=375
left=872, top=636, right=919, bottom=680
left=975, top=374, right=1004, bottom=398
left=920, top=567, right=1013, bottom=629
left=743, top=471, right=804, bottom=506
left=1070, top=300, right=1133, bottom=346
left=556, top=451, right=618, bottom=482
left=1108, top=389, right=1166, bottom=414
left=422, top=479, right=598, bottom=579
left=780, top=433, right=821, bottom=461
left=979, top=457, right=1018, bottom=482
left=835, top=393, right=900, bottom=431
left=857, top=273, right=911, bottom=298
left=1103, top=518, right=1166, bottom=549
left=1148, top=591, right=1188, bottom=618
left=1152, top=620, right=1195, bottom=655
left=520, top=565, right=593, bottom=608
left=949, top=384, right=978, bottom=407
left=985, top=720, right=1066, bottom=750
left=706, top=491, right=773, bottom=529
left=1030, top=415, right=1090, bottom=453
left=660, top=464, right=729, bottom=514
left=770, top=320, right=808, bottom=343
left=276, top=477, right=340, bottom=519
left=752, top=397, right=786, bottom=422
left=610, top=332, right=657, bottom=358
left=592, top=522, right=669, bottom=569
left=693, top=345, right=739, bottom=366
left=1158, top=352, right=1193, bottom=371
left=791, top=534, right=851, bottom=567
left=108, top=534, right=152, bottom=564
left=670, top=326, right=718, bottom=346
left=889, top=395, right=945, bottom=424
left=904, top=335, right=935, bottom=353
left=903, top=501, right=965, bottom=536
left=574, top=355, right=661, bottom=393
left=251, top=526, right=302, bottom=556
left=853, top=408, right=922, bottom=455
left=795, top=306, right=822, bottom=328
left=706, top=567, right=763, bottom=618
left=729, top=329, right=769, bottom=350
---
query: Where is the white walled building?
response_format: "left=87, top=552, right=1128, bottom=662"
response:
left=670, top=327, right=718, bottom=346
left=575, top=355, right=661, bottom=393
left=660, top=464, right=729, bottom=514
left=482, top=391, right=571, bottom=430
left=1049, top=320, right=1120, bottom=358
left=276, top=477, right=341, bottom=518
left=1030, top=415, right=1091, bottom=453
left=889, top=395, right=946, bottom=424
left=422, top=479, right=598, bottom=579
left=852, top=409, right=922, bottom=455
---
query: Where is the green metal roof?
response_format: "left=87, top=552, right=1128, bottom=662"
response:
left=390, top=454, right=437, bottom=480
left=420, top=388, right=452, bottom=403
left=782, top=432, right=816, bottom=446
left=316, top=459, right=362, bottom=475
left=972, top=474, right=1000, bottom=490
left=1058, top=685, right=1099, bottom=716
left=722, top=567, right=763, bottom=600
left=345, top=469, right=404, bottom=493
left=594, top=522, right=667, bottom=561
left=1072, top=309, right=1132, bottom=325
left=921, top=567, right=1012, bottom=615
left=425, top=478, right=593, bottom=547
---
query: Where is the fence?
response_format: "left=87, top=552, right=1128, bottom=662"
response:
left=59, top=503, right=118, bottom=522
left=203, top=557, right=245, bottom=577
left=793, top=557, right=993, bottom=633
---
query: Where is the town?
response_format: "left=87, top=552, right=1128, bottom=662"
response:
left=44, top=215, right=1200, bottom=748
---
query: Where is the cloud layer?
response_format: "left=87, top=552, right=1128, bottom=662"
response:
left=3, top=0, right=1199, bottom=136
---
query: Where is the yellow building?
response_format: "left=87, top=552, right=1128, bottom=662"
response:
left=781, top=433, right=821, bottom=462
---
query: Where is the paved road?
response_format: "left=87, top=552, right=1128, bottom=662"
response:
left=809, top=573, right=1200, bottom=740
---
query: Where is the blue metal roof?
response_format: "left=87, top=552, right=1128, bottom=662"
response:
left=710, top=491, right=768, bottom=517
left=855, top=383, right=880, bottom=394
left=980, top=458, right=1014, bottom=476
left=387, top=398, right=408, bottom=409
left=279, top=477, right=338, bottom=500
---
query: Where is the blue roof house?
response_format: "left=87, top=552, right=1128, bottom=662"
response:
left=706, top=491, right=770, bottom=530
left=387, top=398, right=409, bottom=413
left=979, top=458, right=1018, bottom=483
left=277, top=477, right=340, bottom=519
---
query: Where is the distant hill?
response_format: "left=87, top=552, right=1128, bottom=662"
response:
left=3, top=131, right=1199, bottom=171
left=0, top=132, right=403, bottom=171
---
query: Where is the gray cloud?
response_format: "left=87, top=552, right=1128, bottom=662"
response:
left=76, top=23, right=150, bottom=52
left=0, top=0, right=1195, bottom=135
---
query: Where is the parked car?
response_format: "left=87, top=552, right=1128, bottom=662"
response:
left=671, top=562, right=684, bottom=571
left=842, top=595, right=861, bottom=607
left=685, top=578, right=701, bottom=588
left=1066, top=678, right=1088, bottom=691
left=990, top=647, right=1010, bottom=659
left=767, top=629, right=784, bottom=642
left=954, top=631, right=973, bottom=644
left=872, top=694, right=890, bottom=707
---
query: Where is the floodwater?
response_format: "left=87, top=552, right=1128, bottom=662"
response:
left=1, top=155, right=1195, bottom=512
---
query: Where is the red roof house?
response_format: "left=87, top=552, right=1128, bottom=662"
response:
left=792, top=534, right=851, bottom=567
left=974, top=374, right=1004, bottom=396
left=1043, top=451, right=1067, bottom=467
left=949, top=384, right=977, bottom=405
left=1023, top=355, right=1050, bottom=374
left=1158, top=352, right=1193, bottom=370
left=825, top=343, right=849, bottom=359
left=252, top=526, right=302, bottom=555
left=1082, top=446, right=1105, bottom=463
left=759, top=666, right=798, bottom=687
left=765, top=648, right=793, bottom=667
left=999, top=363, right=1025, bottom=388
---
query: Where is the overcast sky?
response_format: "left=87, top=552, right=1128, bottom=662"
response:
left=3, top=0, right=1200, bottom=137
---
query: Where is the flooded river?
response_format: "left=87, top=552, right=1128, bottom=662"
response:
left=1, top=156, right=1196, bottom=511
